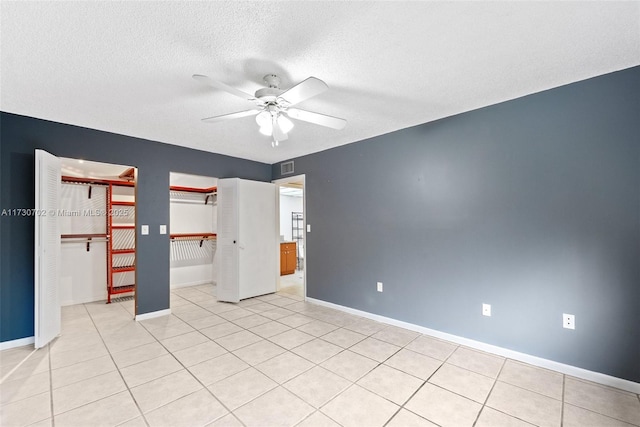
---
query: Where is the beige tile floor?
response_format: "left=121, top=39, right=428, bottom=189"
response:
left=1, top=284, right=639, bottom=427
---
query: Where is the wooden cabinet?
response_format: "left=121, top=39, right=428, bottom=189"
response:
left=280, top=242, right=297, bottom=275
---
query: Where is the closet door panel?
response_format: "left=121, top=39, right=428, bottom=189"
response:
left=34, top=149, right=61, bottom=348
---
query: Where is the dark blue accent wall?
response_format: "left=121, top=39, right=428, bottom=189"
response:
left=0, top=113, right=270, bottom=343
left=273, top=66, right=640, bottom=382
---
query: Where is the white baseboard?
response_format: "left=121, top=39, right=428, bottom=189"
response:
left=307, top=297, right=640, bottom=394
left=170, top=280, right=212, bottom=289
left=135, top=308, right=171, bottom=321
left=0, top=336, right=35, bottom=351
left=61, top=294, right=107, bottom=307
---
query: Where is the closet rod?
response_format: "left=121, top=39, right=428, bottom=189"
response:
left=169, top=185, right=217, bottom=194
left=61, top=233, right=108, bottom=239
left=62, top=176, right=135, bottom=187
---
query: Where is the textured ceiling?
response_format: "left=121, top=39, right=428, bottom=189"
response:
left=2, top=2, right=639, bottom=164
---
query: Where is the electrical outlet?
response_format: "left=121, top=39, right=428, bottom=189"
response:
left=563, top=313, right=575, bottom=330
left=377, top=282, right=383, bottom=292
left=141, top=225, right=149, bottom=235
left=482, top=303, right=491, bottom=317
left=159, top=225, right=167, bottom=235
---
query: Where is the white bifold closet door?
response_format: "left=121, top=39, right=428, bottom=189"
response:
left=217, top=178, right=277, bottom=302
left=34, top=149, right=61, bottom=348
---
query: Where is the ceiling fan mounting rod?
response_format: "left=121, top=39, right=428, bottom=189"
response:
left=263, top=74, right=281, bottom=89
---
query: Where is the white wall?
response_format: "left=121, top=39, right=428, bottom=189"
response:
left=170, top=172, right=218, bottom=288
left=59, top=184, right=108, bottom=305
left=279, top=194, right=303, bottom=241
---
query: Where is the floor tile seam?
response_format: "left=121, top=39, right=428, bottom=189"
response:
left=437, top=358, right=505, bottom=382
left=253, top=354, right=317, bottom=385
left=158, top=331, right=211, bottom=350
left=561, top=400, right=640, bottom=426
left=49, top=361, right=118, bottom=391
left=111, top=350, right=170, bottom=371
left=314, top=382, right=371, bottom=423
left=48, top=340, right=107, bottom=356
left=139, top=316, right=244, bottom=424
left=0, top=359, right=50, bottom=387
left=0, top=389, right=51, bottom=411
left=386, top=339, right=461, bottom=425
left=51, top=386, right=131, bottom=418
left=564, top=375, right=640, bottom=397
left=355, top=365, right=427, bottom=408
left=48, top=343, right=55, bottom=427
left=49, top=350, right=111, bottom=369
left=207, top=376, right=279, bottom=413
left=347, top=339, right=404, bottom=365
left=492, top=378, right=564, bottom=402
left=471, top=355, right=506, bottom=427
left=0, top=378, right=51, bottom=408
left=560, top=372, right=566, bottom=427
left=562, top=402, right=640, bottom=426
left=81, top=302, right=147, bottom=427
left=478, top=406, right=538, bottom=427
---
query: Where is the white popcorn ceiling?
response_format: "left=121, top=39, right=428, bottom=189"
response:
left=1, top=1, right=639, bottom=164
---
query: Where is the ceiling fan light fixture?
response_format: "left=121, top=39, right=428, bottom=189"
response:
left=259, top=123, right=273, bottom=136
left=256, top=110, right=293, bottom=137
left=278, top=115, right=294, bottom=134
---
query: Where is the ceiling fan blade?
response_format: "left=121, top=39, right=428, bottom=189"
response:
left=201, top=109, right=259, bottom=123
left=272, top=116, right=288, bottom=141
left=193, top=74, right=256, bottom=101
left=286, top=108, right=347, bottom=130
left=278, top=77, right=328, bottom=106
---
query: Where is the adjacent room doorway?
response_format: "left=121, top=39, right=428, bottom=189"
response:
left=273, top=175, right=306, bottom=299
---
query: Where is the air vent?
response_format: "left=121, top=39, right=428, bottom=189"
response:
left=281, top=161, right=294, bottom=175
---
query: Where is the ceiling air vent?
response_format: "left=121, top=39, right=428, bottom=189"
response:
left=281, top=161, right=294, bottom=175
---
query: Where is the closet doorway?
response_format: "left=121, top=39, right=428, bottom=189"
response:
left=59, top=157, right=137, bottom=308
left=169, top=172, right=218, bottom=294
left=274, top=175, right=306, bottom=298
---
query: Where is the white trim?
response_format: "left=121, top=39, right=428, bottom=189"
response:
left=0, top=336, right=35, bottom=351
left=170, top=280, right=212, bottom=290
left=307, top=297, right=640, bottom=394
left=135, top=308, right=171, bottom=321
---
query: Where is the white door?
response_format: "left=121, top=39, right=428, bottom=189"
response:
left=238, top=179, right=277, bottom=299
left=34, top=149, right=61, bottom=348
left=217, top=178, right=240, bottom=302
left=216, top=178, right=277, bottom=302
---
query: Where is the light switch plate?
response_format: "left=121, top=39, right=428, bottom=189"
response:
left=307, top=224, right=311, bottom=232
left=159, top=225, right=167, bottom=234
left=141, top=225, right=149, bottom=235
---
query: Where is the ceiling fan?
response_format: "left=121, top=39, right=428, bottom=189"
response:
left=193, top=73, right=347, bottom=147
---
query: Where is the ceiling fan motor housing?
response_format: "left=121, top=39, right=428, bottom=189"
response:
left=255, top=74, right=284, bottom=101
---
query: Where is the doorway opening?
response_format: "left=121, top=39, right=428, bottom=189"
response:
left=169, top=172, right=218, bottom=296
left=274, top=175, right=306, bottom=299
left=58, top=157, right=137, bottom=309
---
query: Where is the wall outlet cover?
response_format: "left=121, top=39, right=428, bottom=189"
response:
left=159, top=225, right=167, bottom=234
left=563, top=313, right=575, bottom=330
left=482, top=303, right=491, bottom=317
left=141, top=225, right=149, bottom=235
left=307, top=224, right=311, bottom=232
left=377, top=282, right=383, bottom=292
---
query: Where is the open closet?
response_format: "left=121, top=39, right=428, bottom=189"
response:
left=58, top=158, right=136, bottom=305
left=169, top=172, right=217, bottom=289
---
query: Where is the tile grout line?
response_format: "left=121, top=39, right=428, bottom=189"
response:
left=137, top=304, right=248, bottom=427
left=472, top=355, right=506, bottom=427
left=83, top=302, right=150, bottom=427
left=384, top=335, right=461, bottom=427
left=48, top=343, right=55, bottom=427
left=560, top=374, right=566, bottom=427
